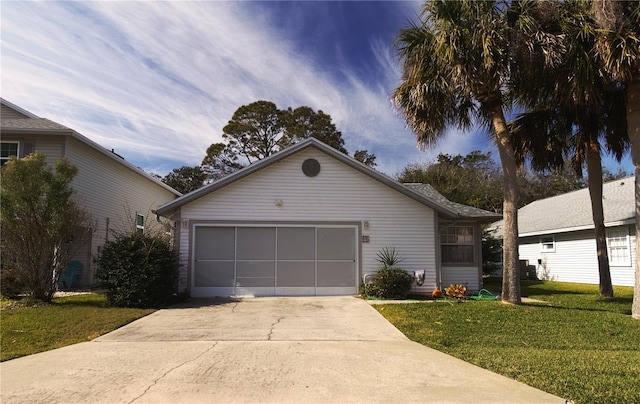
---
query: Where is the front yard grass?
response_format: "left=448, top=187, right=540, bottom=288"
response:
left=375, top=279, right=640, bottom=404
left=1, top=294, right=154, bottom=362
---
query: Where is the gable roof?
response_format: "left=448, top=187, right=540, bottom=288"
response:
left=154, top=138, right=501, bottom=222
left=0, top=99, right=181, bottom=197
left=492, top=176, right=635, bottom=237
left=403, top=183, right=502, bottom=221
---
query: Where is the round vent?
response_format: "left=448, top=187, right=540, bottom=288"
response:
left=302, top=158, right=321, bottom=177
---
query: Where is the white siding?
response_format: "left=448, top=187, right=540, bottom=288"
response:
left=65, top=137, right=177, bottom=286
left=178, top=148, right=438, bottom=295
left=441, top=267, right=481, bottom=292
left=1, top=104, right=30, bottom=119
left=518, top=226, right=635, bottom=287
left=1, top=135, right=64, bottom=165
left=33, top=136, right=65, bottom=165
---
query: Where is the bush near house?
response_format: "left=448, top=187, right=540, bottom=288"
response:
left=95, top=232, right=179, bottom=308
left=367, top=268, right=414, bottom=299
left=367, top=247, right=413, bottom=299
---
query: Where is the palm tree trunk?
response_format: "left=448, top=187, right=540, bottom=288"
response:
left=489, top=104, right=521, bottom=305
left=585, top=138, right=614, bottom=297
left=627, top=79, right=640, bottom=319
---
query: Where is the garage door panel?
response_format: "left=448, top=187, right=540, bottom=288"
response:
left=317, top=228, right=355, bottom=260
left=276, top=261, right=315, bottom=287
left=193, top=225, right=357, bottom=296
left=236, top=261, right=275, bottom=287
left=195, top=227, right=235, bottom=260
left=277, top=228, right=315, bottom=260
left=194, top=261, right=234, bottom=287
left=237, top=228, right=276, bottom=260
left=317, top=261, right=356, bottom=287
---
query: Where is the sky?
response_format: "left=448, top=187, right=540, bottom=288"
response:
left=1, top=1, right=633, bottom=178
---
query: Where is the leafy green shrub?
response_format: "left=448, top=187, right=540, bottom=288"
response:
left=1, top=268, right=26, bottom=298
left=368, top=267, right=414, bottom=299
left=95, top=232, right=179, bottom=308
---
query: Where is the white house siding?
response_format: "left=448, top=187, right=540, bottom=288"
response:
left=439, top=222, right=483, bottom=292
left=441, top=267, right=481, bottom=292
left=1, top=135, right=64, bottom=165
left=518, top=226, right=636, bottom=287
left=65, top=137, right=177, bottom=286
left=177, top=148, right=438, bottom=295
left=1, top=104, right=29, bottom=119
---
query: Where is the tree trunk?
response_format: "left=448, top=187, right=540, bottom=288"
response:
left=585, top=138, right=614, bottom=297
left=627, top=79, right=640, bottom=319
left=489, top=103, right=521, bottom=305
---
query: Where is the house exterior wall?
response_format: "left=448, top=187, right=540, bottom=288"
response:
left=518, top=225, right=636, bottom=287
left=439, top=222, right=483, bottom=292
left=2, top=134, right=64, bottom=165
left=176, top=147, right=438, bottom=295
left=1, top=104, right=30, bottom=119
left=64, top=136, right=178, bottom=287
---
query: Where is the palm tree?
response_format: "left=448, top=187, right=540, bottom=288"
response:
left=393, top=0, right=546, bottom=304
left=590, top=0, right=640, bottom=315
left=510, top=0, right=630, bottom=298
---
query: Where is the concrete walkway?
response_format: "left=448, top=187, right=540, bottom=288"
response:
left=1, top=297, right=564, bottom=403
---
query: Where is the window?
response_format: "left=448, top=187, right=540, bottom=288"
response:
left=1, top=142, right=19, bottom=166
left=441, top=226, right=475, bottom=264
left=607, top=229, right=631, bottom=267
left=136, top=214, right=144, bottom=234
left=540, top=236, right=555, bottom=252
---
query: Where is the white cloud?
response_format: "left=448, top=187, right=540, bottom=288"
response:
left=1, top=0, right=511, bottom=177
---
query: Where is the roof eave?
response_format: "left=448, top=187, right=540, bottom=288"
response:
left=519, top=218, right=635, bottom=237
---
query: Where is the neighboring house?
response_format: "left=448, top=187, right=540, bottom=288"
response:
left=155, top=138, right=501, bottom=298
left=492, top=177, right=635, bottom=287
left=1, top=99, right=181, bottom=288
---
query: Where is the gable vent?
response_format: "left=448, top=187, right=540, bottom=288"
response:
left=302, top=158, right=320, bottom=177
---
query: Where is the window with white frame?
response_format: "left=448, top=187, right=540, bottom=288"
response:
left=441, top=225, right=475, bottom=264
left=1, top=142, right=19, bottom=166
left=540, top=236, right=555, bottom=252
left=607, top=228, right=631, bottom=267
left=135, top=214, right=144, bottom=234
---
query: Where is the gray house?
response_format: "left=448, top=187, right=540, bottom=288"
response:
left=493, top=177, right=635, bottom=287
left=1, top=99, right=181, bottom=288
left=155, top=138, right=501, bottom=298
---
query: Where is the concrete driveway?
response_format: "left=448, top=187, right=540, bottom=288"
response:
left=1, top=297, right=563, bottom=403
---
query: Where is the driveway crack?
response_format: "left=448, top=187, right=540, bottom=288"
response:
left=267, top=316, right=285, bottom=340
left=128, top=342, right=217, bottom=403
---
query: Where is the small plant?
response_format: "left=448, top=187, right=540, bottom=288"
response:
left=444, top=284, right=467, bottom=300
left=375, top=247, right=405, bottom=269
left=431, top=289, right=443, bottom=299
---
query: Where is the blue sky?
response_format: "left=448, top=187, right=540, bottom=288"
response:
left=1, top=1, right=632, bottom=177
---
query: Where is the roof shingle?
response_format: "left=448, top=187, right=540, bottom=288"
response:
left=492, top=176, right=635, bottom=236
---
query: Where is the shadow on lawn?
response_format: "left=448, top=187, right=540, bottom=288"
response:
left=484, top=277, right=586, bottom=297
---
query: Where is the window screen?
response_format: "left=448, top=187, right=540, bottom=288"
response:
left=441, top=226, right=475, bottom=264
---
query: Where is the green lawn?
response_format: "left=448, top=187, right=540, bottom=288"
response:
left=1, top=294, right=154, bottom=362
left=375, top=279, right=640, bottom=404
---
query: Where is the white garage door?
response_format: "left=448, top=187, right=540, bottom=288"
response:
left=192, top=225, right=358, bottom=297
